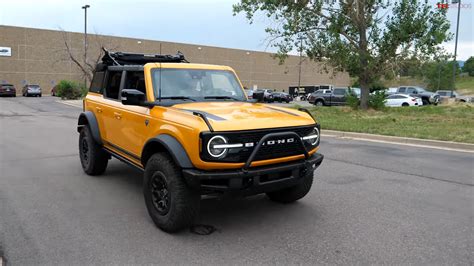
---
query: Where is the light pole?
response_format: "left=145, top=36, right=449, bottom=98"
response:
left=82, top=4, right=90, bottom=88
left=451, top=0, right=461, bottom=95
left=297, top=36, right=303, bottom=98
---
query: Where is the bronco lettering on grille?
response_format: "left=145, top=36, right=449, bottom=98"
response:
left=244, top=138, right=295, bottom=147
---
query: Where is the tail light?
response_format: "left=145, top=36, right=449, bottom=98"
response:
left=411, top=98, right=417, bottom=102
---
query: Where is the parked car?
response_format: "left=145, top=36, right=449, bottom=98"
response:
left=253, top=88, right=274, bottom=102
left=308, top=87, right=350, bottom=106
left=385, top=94, right=422, bottom=107
left=397, top=86, right=439, bottom=105
left=244, top=89, right=254, bottom=99
left=272, top=92, right=292, bottom=103
left=0, top=83, right=17, bottom=97
left=22, top=84, right=42, bottom=97
left=77, top=50, right=324, bottom=232
left=386, top=87, right=398, bottom=95
left=349, top=87, right=361, bottom=98
left=435, top=90, right=471, bottom=103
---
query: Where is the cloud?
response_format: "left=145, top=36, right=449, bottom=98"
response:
left=441, top=41, right=474, bottom=61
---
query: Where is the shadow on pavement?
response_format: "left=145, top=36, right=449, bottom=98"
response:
left=101, top=159, right=320, bottom=235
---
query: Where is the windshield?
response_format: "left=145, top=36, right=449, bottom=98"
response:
left=152, top=68, right=246, bottom=101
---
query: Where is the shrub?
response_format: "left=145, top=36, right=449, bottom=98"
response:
left=346, top=89, right=360, bottom=110
left=56, top=80, right=86, bottom=100
left=369, top=90, right=386, bottom=110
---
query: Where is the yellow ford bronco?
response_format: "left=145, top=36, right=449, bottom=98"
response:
left=77, top=50, right=324, bottom=232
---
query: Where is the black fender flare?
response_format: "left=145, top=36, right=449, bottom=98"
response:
left=141, top=134, right=194, bottom=169
left=77, top=111, right=102, bottom=145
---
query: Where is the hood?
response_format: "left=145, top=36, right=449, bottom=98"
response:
left=171, top=102, right=316, bottom=131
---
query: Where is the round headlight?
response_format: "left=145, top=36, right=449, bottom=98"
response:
left=207, top=135, right=227, bottom=158
left=305, top=127, right=320, bottom=146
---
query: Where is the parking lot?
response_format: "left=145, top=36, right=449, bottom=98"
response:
left=0, top=96, right=472, bottom=264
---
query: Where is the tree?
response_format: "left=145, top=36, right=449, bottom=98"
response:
left=422, top=60, right=459, bottom=90
left=57, top=29, right=120, bottom=84
left=462, top=56, right=474, bottom=76
left=234, top=0, right=451, bottom=109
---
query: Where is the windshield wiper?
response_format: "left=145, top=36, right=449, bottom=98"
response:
left=204, top=96, right=241, bottom=101
left=159, top=96, right=196, bottom=101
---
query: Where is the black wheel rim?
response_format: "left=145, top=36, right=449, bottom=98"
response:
left=150, top=172, right=170, bottom=215
left=81, top=137, right=89, bottom=165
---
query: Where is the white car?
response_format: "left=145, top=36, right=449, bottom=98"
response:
left=385, top=94, right=422, bottom=107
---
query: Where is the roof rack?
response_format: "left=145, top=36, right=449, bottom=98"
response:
left=101, top=48, right=188, bottom=66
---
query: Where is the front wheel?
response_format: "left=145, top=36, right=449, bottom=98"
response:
left=266, top=170, right=314, bottom=203
left=79, top=126, right=109, bottom=175
left=144, top=153, right=200, bottom=232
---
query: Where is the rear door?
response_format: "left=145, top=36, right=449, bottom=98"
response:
left=85, top=71, right=107, bottom=140
left=332, top=88, right=347, bottom=105
left=386, top=95, right=403, bottom=106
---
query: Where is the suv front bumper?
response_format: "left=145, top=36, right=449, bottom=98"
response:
left=183, top=153, right=324, bottom=195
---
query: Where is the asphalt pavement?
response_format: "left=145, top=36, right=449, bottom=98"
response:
left=0, top=96, right=472, bottom=265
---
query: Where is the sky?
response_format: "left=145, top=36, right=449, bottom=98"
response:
left=0, top=0, right=472, bottom=60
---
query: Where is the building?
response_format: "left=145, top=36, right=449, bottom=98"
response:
left=0, top=25, right=350, bottom=94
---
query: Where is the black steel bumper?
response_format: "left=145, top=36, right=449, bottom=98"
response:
left=183, top=153, right=324, bottom=195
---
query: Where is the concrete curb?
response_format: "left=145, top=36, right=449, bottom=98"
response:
left=322, top=130, right=474, bottom=152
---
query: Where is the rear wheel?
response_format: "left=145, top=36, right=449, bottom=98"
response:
left=79, top=126, right=108, bottom=175
left=402, top=102, right=409, bottom=107
left=422, top=99, right=429, bottom=105
left=266, top=171, right=314, bottom=203
left=315, top=100, right=324, bottom=106
left=144, top=153, right=200, bottom=232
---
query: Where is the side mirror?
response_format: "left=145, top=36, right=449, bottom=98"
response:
left=121, top=89, right=146, bottom=106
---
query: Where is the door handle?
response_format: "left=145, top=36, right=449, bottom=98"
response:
left=114, top=112, right=122, bottom=120
left=95, top=107, right=102, bottom=113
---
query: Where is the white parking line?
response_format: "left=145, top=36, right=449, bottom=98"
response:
left=323, top=134, right=474, bottom=154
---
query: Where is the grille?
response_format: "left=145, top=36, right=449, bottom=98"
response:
left=201, top=125, right=316, bottom=163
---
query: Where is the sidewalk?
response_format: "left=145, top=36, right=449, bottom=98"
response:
left=57, top=99, right=83, bottom=109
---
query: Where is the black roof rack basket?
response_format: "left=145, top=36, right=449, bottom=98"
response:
left=101, top=48, right=188, bottom=66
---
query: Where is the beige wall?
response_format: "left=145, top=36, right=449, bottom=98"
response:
left=0, top=25, right=350, bottom=94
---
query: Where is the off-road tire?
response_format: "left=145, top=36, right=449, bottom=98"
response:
left=144, top=153, right=200, bottom=232
left=266, top=171, right=314, bottom=203
left=79, top=126, right=108, bottom=175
